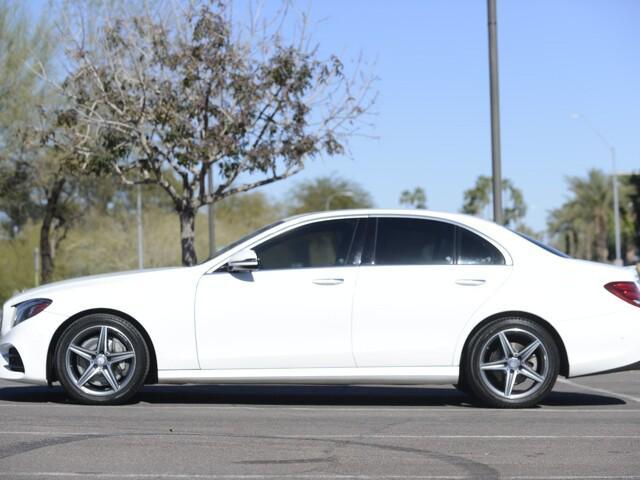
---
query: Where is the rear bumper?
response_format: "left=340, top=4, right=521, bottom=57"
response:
left=562, top=306, right=640, bottom=378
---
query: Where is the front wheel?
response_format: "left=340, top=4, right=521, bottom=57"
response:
left=464, top=317, right=559, bottom=408
left=55, top=314, right=149, bottom=405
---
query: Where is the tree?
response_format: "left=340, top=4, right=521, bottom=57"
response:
left=286, top=176, right=373, bottom=214
left=0, top=1, right=55, bottom=237
left=0, top=1, right=75, bottom=283
left=546, top=169, right=636, bottom=262
left=45, top=0, right=375, bottom=265
left=399, top=187, right=427, bottom=209
left=461, top=176, right=526, bottom=227
left=622, top=174, right=639, bottom=263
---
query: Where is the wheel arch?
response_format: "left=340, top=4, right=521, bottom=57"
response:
left=459, top=311, right=569, bottom=378
left=46, top=308, right=158, bottom=386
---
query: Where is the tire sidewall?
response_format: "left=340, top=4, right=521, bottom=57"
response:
left=465, top=317, right=560, bottom=408
left=55, top=314, right=149, bottom=405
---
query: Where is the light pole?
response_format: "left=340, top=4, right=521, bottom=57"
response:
left=136, top=185, right=144, bottom=269
left=325, top=191, right=354, bottom=211
left=207, top=169, right=216, bottom=257
left=571, top=113, right=622, bottom=265
left=487, top=0, right=503, bottom=225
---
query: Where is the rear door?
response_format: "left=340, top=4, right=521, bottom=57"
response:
left=352, top=216, right=512, bottom=367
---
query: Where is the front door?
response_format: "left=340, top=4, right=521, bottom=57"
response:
left=195, top=218, right=363, bottom=370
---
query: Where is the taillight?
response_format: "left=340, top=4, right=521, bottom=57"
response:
left=605, top=282, right=640, bottom=308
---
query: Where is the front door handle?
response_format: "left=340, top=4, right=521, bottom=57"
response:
left=312, top=278, right=344, bottom=286
left=455, top=278, right=486, bottom=286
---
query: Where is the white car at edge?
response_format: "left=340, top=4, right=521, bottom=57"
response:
left=1, top=209, right=639, bottom=408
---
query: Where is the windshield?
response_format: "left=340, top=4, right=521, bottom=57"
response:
left=203, top=220, right=285, bottom=263
left=514, top=231, right=571, bottom=258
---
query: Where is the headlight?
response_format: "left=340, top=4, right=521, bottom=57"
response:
left=13, top=299, right=52, bottom=327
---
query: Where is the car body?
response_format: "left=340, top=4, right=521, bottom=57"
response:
left=1, top=209, right=639, bottom=407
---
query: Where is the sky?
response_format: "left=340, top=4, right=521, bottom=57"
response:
left=28, top=0, right=640, bottom=232
left=253, top=0, right=639, bottom=232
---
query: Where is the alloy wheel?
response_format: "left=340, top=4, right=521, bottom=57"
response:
left=65, top=325, right=137, bottom=397
left=478, top=327, right=550, bottom=400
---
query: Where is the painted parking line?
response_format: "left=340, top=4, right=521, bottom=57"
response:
left=558, top=378, right=640, bottom=403
left=1, top=430, right=639, bottom=440
left=1, top=473, right=639, bottom=480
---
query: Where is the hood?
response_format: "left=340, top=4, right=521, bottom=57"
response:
left=6, top=267, right=185, bottom=306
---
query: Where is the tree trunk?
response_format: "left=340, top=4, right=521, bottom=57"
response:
left=625, top=242, right=637, bottom=265
left=40, top=176, right=66, bottom=284
left=594, top=216, right=608, bottom=262
left=179, top=208, right=198, bottom=266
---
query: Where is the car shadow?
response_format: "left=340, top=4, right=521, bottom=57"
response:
left=0, top=383, right=627, bottom=407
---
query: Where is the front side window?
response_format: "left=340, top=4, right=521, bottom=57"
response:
left=255, top=219, right=358, bottom=270
left=374, top=218, right=455, bottom=265
left=457, top=227, right=505, bottom=265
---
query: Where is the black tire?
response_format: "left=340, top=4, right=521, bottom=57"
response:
left=55, top=313, right=149, bottom=405
left=453, top=364, right=476, bottom=398
left=464, top=317, right=559, bottom=408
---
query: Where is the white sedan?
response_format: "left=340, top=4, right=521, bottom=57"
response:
left=1, top=210, right=639, bottom=408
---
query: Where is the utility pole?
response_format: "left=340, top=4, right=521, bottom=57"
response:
left=136, top=185, right=144, bottom=269
left=207, top=169, right=216, bottom=257
left=487, top=0, right=504, bottom=225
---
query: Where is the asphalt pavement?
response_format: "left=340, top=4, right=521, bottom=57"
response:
left=0, top=372, right=639, bottom=479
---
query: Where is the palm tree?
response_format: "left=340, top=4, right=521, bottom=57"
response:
left=568, top=170, right=611, bottom=261
left=461, top=176, right=526, bottom=227
left=548, top=170, right=612, bottom=261
left=399, top=187, right=427, bottom=209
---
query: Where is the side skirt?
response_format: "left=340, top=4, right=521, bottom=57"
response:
left=157, top=366, right=459, bottom=385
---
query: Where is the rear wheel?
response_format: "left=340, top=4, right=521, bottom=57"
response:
left=464, top=317, right=559, bottom=408
left=55, top=314, right=149, bottom=405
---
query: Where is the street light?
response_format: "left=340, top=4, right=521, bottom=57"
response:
left=571, top=113, right=622, bottom=265
left=325, top=191, right=354, bottom=210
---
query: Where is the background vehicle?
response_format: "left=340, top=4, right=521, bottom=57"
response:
left=1, top=210, right=639, bottom=408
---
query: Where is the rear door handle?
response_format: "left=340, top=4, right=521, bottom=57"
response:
left=312, top=278, right=344, bottom=286
left=455, top=279, right=486, bottom=286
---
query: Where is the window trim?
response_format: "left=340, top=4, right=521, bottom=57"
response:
left=363, top=214, right=512, bottom=267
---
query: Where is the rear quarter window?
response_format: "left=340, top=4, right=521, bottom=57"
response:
left=457, top=227, right=505, bottom=265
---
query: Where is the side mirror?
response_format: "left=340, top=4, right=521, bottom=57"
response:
left=227, top=249, right=259, bottom=272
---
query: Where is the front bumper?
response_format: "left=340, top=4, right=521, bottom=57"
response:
left=0, top=310, right=66, bottom=385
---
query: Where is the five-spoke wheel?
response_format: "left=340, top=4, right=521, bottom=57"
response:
left=55, top=314, right=149, bottom=404
left=465, top=317, right=559, bottom=408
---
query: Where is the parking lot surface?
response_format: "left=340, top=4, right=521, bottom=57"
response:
left=0, top=372, right=639, bottom=479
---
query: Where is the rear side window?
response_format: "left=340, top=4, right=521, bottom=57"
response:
left=457, top=227, right=505, bottom=265
left=255, top=219, right=358, bottom=270
left=374, top=218, right=455, bottom=265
